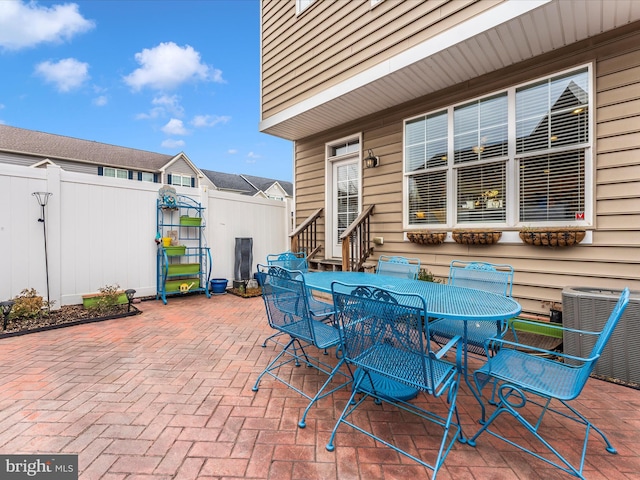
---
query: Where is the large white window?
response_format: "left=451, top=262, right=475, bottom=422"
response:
left=404, top=65, right=591, bottom=229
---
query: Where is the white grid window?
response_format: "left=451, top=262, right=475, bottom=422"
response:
left=404, top=65, right=591, bottom=229
left=171, top=174, right=193, bottom=187
left=104, top=167, right=128, bottom=179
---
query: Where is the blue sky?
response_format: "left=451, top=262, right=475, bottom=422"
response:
left=0, top=0, right=294, bottom=181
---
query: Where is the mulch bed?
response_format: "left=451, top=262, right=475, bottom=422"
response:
left=1, top=303, right=141, bottom=339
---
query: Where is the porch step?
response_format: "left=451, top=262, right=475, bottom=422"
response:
left=309, top=258, right=343, bottom=272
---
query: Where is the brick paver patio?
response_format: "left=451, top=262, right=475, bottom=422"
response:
left=0, top=293, right=638, bottom=479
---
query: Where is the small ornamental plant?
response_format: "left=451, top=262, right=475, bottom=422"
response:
left=88, top=284, right=122, bottom=314
left=10, top=288, right=52, bottom=319
left=417, top=269, right=441, bottom=283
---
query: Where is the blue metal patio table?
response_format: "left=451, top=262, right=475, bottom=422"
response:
left=302, top=271, right=522, bottom=430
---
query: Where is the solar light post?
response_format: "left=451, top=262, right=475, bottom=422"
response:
left=1, top=300, right=14, bottom=330
left=125, top=289, right=136, bottom=312
left=32, top=192, right=52, bottom=313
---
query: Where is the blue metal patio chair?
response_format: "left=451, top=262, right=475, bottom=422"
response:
left=468, top=287, right=630, bottom=479
left=327, top=282, right=463, bottom=479
left=253, top=265, right=350, bottom=428
left=267, top=251, right=309, bottom=272
left=376, top=255, right=421, bottom=279
left=261, top=253, right=332, bottom=347
left=429, top=260, right=515, bottom=356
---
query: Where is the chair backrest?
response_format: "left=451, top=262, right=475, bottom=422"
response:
left=449, top=260, right=514, bottom=297
left=331, top=282, right=451, bottom=394
left=585, top=287, right=630, bottom=371
left=256, top=264, right=316, bottom=343
left=553, top=288, right=629, bottom=396
left=376, top=255, right=421, bottom=280
left=266, top=251, right=309, bottom=272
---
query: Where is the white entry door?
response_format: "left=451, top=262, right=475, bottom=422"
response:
left=331, top=158, right=360, bottom=258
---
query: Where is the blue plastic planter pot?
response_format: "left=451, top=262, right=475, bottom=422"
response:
left=210, top=279, right=228, bottom=294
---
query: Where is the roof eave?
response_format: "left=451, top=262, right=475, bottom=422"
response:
left=259, top=0, right=640, bottom=141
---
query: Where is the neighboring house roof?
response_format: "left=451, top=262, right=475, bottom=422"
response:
left=0, top=124, right=174, bottom=171
left=0, top=125, right=286, bottom=194
left=241, top=174, right=293, bottom=197
left=202, top=169, right=292, bottom=197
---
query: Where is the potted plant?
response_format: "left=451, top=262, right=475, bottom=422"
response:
left=543, top=301, right=563, bottom=323
left=82, top=284, right=129, bottom=312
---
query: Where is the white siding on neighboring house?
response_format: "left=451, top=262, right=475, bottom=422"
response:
left=264, top=183, right=287, bottom=200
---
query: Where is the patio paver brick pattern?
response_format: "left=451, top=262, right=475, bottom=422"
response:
left=0, top=293, right=639, bottom=479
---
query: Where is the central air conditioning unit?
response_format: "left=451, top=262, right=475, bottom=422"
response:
left=562, top=287, right=640, bottom=385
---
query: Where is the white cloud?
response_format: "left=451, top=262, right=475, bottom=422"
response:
left=93, top=95, right=107, bottom=106
left=123, top=42, right=223, bottom=91
left=136, top=94, right=184, bottom=120
left=247, top=152, right=261, bottom=159
left=0, top=1, right=94, bottom=51
left=161, top=139, right=185, bottom=149
left=152, top=94, right=184, bottom=116
left=35, top=58, right=89, bottom=92
left=227, top=149, right=237, bottom=155
left=135, top=108, right=163, bottom=120
left=162, top=118, right=188, bottom=136
left=191, top=114, right=230, bottom=128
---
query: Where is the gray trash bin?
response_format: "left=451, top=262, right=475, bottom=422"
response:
left=562, top=287, right=640, bottom=385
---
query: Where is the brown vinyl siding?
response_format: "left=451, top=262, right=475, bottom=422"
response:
left=262, top=0, right=502, bottom=119
left=293, top=25, right=640, bottom=315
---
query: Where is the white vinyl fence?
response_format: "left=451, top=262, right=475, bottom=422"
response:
left=0, top=163, right=291, bottom=306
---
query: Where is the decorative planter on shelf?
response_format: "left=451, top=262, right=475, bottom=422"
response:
left=164, top=245, right=186, bottom=256
left=180, top=216, right=202, bottom=226
left=165, top=279, right=200, bottom=292
left=167, top=263, right=200, bottom=275
left=519, top=228, right=586, bottom=247
left=452, top=229, right=502, bottom=245
left=407, top=231, right=446, bottom=245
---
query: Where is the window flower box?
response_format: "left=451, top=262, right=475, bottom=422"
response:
left=406, top=231, right=446, bottom=245
left=519, top=227, right=586, bottom=247
left=452, top=229, right=502, bottom=245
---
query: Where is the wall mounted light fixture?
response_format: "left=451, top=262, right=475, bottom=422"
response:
left=364, top=149, right=379, bottom=168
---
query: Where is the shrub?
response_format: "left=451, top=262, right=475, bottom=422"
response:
left=417, top=269, right=441, bottom=283
left=10, top=288, right=50, bottom=319
left=88, top=284, right=122, bottom=314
